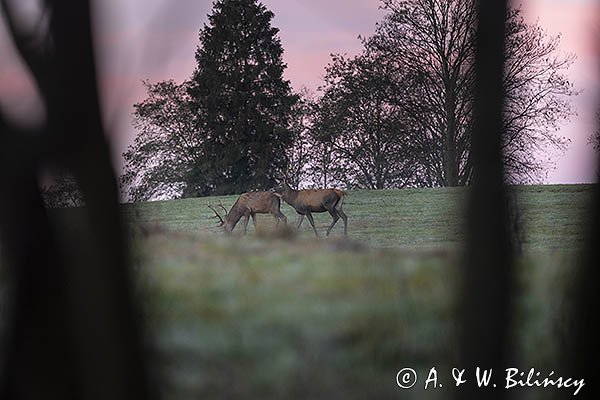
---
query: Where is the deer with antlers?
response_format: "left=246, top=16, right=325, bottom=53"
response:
left=275, top=181, right=347, bottom=236
left=208, top=191, right=287, bottom=234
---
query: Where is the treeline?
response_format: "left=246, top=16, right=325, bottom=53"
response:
left=53, top=0, right=578, bottom=204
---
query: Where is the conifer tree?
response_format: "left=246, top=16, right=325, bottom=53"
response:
left=189, top=0, right=297, bottom=195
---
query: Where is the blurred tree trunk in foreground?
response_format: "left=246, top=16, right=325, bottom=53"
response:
left=459, top=1, right=514, bottom=399
left=0, top=0, right=154, bottom=399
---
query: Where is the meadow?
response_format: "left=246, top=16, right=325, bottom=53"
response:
left=119, top=184, right=597, bottom=399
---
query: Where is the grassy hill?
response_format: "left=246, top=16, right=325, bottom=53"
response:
left=10, top=184, right=588, bottom=399
left=123, top=185, right=595, bottom=399
left=124, top=184, right=595, bottom=250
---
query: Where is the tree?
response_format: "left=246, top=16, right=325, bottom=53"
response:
left=189, top=0, right=297, bottom=195
left=121, top=80, right=202, bottom=201
left=284, top=87, right=315, bottom=188
left=365, top=0, right=576, bottom=186
left=305, top=136, right=347, bottom=189
left=282, top=88, right=349, bottom=189
left=588, top=111, right=600, bottom=153
left=0, top=1, right=152, bottom=397
left=41, top=170, right=85, bottom=208
left=313, top=51, right=421, bottom=189
left=502, top=8, right=576, bottom=183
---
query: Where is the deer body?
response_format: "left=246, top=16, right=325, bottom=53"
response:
left=209, top=191, right=287, bottom=234
left=276, top=182, right=347, bottom=236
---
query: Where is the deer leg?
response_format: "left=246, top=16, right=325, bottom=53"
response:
left=337, top=208, right=348, bottom=235
left=326, top=208, right=340, bottom=236
left=242, top=215, right=250, bottom=235
left=296, top=214, right=304, bottom=229
left=274, top=210, right=286, bottom=227
left=281, top=212, right=287, bottom=226
left=305, top=212, right=318, bottom=236
left=251, top=213, right=257, bottom=230
left=334, top=197, right=348, bottom=235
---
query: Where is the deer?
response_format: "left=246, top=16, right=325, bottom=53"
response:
left=208, top=191, right=287, bottom=234
left=274, top=181, right=347, bottom=236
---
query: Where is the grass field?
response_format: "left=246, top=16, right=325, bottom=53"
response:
left=120, top=184, right=595, bottom=399
left=125, top=184, right=594, bottom=249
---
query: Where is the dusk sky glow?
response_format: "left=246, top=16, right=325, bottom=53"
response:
left=1, top=0, right=598, bottom=183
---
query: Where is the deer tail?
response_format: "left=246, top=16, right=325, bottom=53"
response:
left=334, top=189, right=346, bottom=210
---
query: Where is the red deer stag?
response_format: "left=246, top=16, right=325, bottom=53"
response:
left=275, top=181, right=347, bottom=236
left=208, top=191, right=287, bottom=234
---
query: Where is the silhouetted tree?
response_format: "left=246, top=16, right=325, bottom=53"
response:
left=305, top=138, right=347, bottom=189
left=313, top=50, right=420, bottom=189
left=502, top=8, right=576, bottom=182
left=188, top=0, right=297, bottom=195
left=590, top=111, right=600, bottom=152
left=285, top=88, right=315, bottom=188
left=41, top=170, right=85, bottom=208
left=121, top=80, right=202, bottom=201
left=366, top=0, right=576, bottom=186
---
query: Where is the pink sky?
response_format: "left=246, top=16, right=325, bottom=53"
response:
left=1, top=0, right=598, bottom=183
left=520, top=0, right=600, bottom=183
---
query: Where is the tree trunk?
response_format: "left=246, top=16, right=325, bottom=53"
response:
left=443, top=83, right=460, bottom=186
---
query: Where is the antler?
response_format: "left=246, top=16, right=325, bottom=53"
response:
left=218, top=200, right=228, bottom=215
left=207, top=204, right=225, bottom=226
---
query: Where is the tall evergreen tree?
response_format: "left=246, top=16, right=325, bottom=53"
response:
left=189, top=0, right=297, bottom=195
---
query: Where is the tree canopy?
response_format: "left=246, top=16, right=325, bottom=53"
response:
left=121, top=80, right=201, bottom=201
left=121, top=0, right=578, bottom=201
left=313, top=0, right=576, bottom=188
left=313, top=51, right=421, bottom=189
left=121, top=0, right=297, bottom=200
left=188, top=0, right=297, bottom=195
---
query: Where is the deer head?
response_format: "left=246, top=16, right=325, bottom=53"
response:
left=208, top=200, right=243, bottom=233
left=274, top=179, right=297, bottom=204
left=208, top=192, right=287, bottom=234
